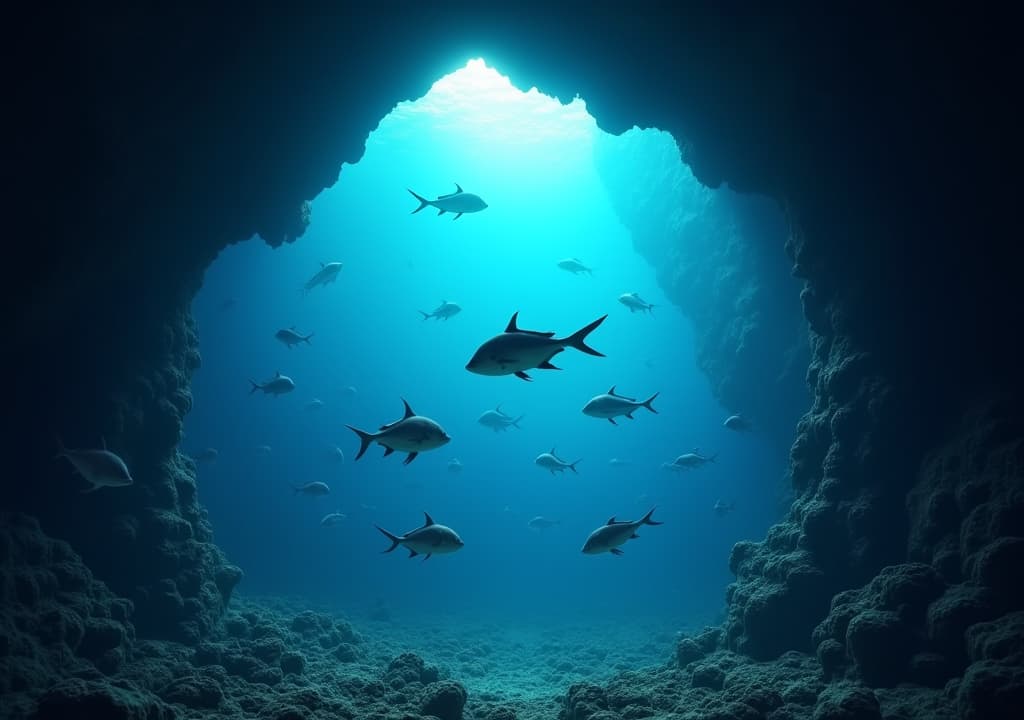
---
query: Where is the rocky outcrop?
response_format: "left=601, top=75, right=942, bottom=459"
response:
left=594, top=129, right=809, bottom=446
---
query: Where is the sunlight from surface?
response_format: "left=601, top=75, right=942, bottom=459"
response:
left=385, top=58, right=595, bottom=146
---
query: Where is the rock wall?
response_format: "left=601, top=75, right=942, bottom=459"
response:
left=593, top=129, right=809, bottom=447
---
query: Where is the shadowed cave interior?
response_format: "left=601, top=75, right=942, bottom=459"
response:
left=4, top=5, right=1023, bottom=720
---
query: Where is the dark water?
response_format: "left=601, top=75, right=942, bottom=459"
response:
left=187, top=60, right=788, bottom=635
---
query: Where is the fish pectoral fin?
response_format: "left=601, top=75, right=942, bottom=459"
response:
left=608, top=418, right=617, bottom=425
left=404, top=452, right=419, bottom=465
left=537, top=360, right=561, bottom=370
left=453, top=213, right=463, bottom=220
left=630, top=532, right=640, bottom=539
left=407, top=548, right=419, bottom=558
left=437, top=208, right=446, bottom=216
left=422, top=553, right=432, bottom=562
left=514, top=371, right=533, bottom=382
left=625, top=413, right=635, bottom=419
left=610, top=548, right=624, bottom=556
left=382, top=446, right=395, bottom=457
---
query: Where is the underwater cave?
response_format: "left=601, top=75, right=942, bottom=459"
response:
left=5, top=5, right=1023, bottom=720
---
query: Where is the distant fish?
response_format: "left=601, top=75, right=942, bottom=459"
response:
left=346, top=399, right=450, bottom=465
left=341, top=386, right=358, bottom=400
left=304, top=398, right=325, bottom=411
left=581, top=507, right=663, bottom=556
left=194, top=448, right=219, bottom=463
left=302, top=261, right=343, bottom=295
left=608, top=458, right=633, bottom=468
left=275, top=327, right=314, bottom=349
left=527, top=516, right=559, bottom=531
left=557, top=257, right=593, bottom=275
left=408, top=184, right=488, bottom=220
left=582, top=386, right=659, bottom=425
left=360, top=503, right=378, bottom=512
left=666, top=448, right=717, bottom=470
left=249, top=371, right=296, bottom=396
left=477, top=404, right=524, bottom=432
left=447, top=457, right=463, bottom=473
left=292, top=481, right=330, bottom=496
left=724, top=413, right=753, bottom=432
left=535, top=447, right=581, bottom=475
left=320, top=511, right=347, bottom=527
left=55, top=437, right=134, bottom=493
left=255, top=445, right=272, bottom=456
left=329, top=446, right=345, bottom=463
left=713, top=500, right=736, bottom=517
left=375, top=512, right=465, bottom=560
left=618, top=292, right=655, bottom=314
left=420, top=301, right=462, bottom=321
left=466, top=312, right=607, bottom=381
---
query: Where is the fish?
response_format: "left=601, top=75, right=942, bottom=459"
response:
left=582, top=386, right=659, bottom=425
left=466, top=312, right=608, bottom=381
left=360, top=503, right=378, bottom=512
left=194, top=448, right=219, bottom=463
left=666, top=448, right=717, bottom=470
left=329, top=446, right=345, bottom=463
left=420, top=301, right=462, bottom=321
left=407, top=184, right=488, bottom=220
left=275, top=327, right=314, bottom=349
left=375, top=512, right=465, bottom=560
left=447, top=458, right=463, bottom=473
left=608, top=458, right=633, bottom=468
left=724, top=414, right=753, bottom=432
left=342, top=385, right=358, bottom=400
left=249, top=371, right=296, bottom=396
left=255, top=445, right=272, bottom=456
left=304, top=398, right=325, bottom=411
left=618, top=292, right=655, bottom=313
left=535, top=447, right=581, bottom=475
left=713, top=500, right=736, bottom=517
left=527, top=516, right=559, bottom=531
left=477, top=404, right=524, bottom=432
left=346, top=399, right=451, bottom=465
left=55, top=437, right=134, bottom=493
left=320, top=511, right=347, bottom=527
left=581, top=507, right=663, bottom=556
left=302, top=261, right=343, bottom=295
left=292, top=481, right=330, bottom=496
left=557, top=257, right=593, bottom=275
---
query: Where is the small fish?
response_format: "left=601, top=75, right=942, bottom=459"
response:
left=535, top=447, right=581, bottom=475
left=305, top=398, right=325, bottom=411
left=375, top=512, right=465, bottom=561
left=608, top=458, right=633, bottom=468
left=302, top=261, right=343, bottom=295
left=360, top=503, right=378, bottom=512
left=557, top=257, right=593, bottom=275
left=582, top=386, right=659, bottom=425
left=293, top=481, right=330, bottom=496
left=194, top=448, right=219, bottom=463
left=618, top=292, right=655, bottom=314
left=55, top=437, right=134, bottom=493
left=249, top=371, right=296, bottom=396
left=447, top=458, right=463, bottom=473
left=329, top=446, right=345, bottom=463
left=713, top=500, right=736, bottom=517
left=477, top=404, right=524, bottom=432
left=527, top=516, right=559, bottom=531
left=724, top=414, right=753, bottom=432
left=275, top=327, right=314, bottom=349
left=256, top=445, right=272, bottom=456
left=666, top=448, right=717, bottom=470
left=341, top=385, right=358, bottom=400
left=581, top=507, right=663, bottom=556
left=420, top=301, right=462, bottom=321
left=320, top=511, right=347, bottom=527
left=408, top=184, right=488, bottom=220
left=466, top=312, right=607, bottom=381
left=346, top=399, right=451, bottom=465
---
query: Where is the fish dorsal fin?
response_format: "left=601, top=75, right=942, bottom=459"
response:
left=275, top=370, right=281, bottom=377
left=319, top=262, right=324, bottom=268
left=609, top=386, right=617, bottom=396
left=495, top=403, right=503, bottom=414
left=693, top=447, right=700, bottom=454
left=505, top=312, right=520, bottom=333
left=606, top=516, right=616, bottom=525
left=550, top=447, right=556, bottom=456
left=422, top=511, right=435, bottom=527
left=455, top=183, right=463, bottom=194
left=401, top=398, right=416, bottom=419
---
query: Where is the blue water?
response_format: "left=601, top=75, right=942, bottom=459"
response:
left=187, top=60, right=786, bottom=629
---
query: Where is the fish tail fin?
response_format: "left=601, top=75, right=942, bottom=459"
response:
left=345, top=425, right=374, bottom=461
left=569, top=458, right=582, bottom=473
left=710, top=453, right=718, bottom=463
left=248, top=380, right=260, bottom=394
left=375, top=525, right=402, bottom=553
left=642, top=392, right=659, bottom=414
left=418, top=311, right=431, bottom=320
left=407, top=189, right=431, bottom=214
left=565, top=314, right=608, bottom=357
left=641, top=507, right=663, bottom=526
left=512, top=415, right=524, bottom=429
left=304, top=333, right=314, bottom=345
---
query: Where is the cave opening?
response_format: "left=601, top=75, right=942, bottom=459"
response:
left=185, top=58, right=804, bottom=696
